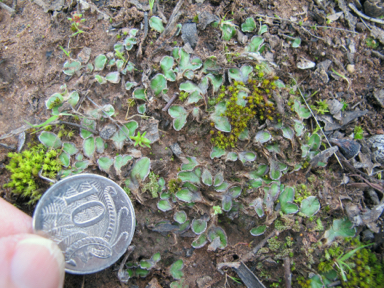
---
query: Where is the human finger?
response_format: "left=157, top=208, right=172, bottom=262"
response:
left=0, top=198, right=33, bottom=237
left=0, top=233, right=65, bottom=288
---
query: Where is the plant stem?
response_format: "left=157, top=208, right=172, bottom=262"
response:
left=58, top=121, right=98, bottom=134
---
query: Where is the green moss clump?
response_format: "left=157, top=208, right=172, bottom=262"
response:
left=210, top=74, right=281, bottom=150
left=168, top=178, right=182, bottom=194
left=294, top=184, right=311, bottom=204
left=267, top=236, right=282, bottom=252
left=142, top=172, right=160, bottom=198
left=4, top=144, right=63, bottom=204
left=318, top=237, right=384, bottom=288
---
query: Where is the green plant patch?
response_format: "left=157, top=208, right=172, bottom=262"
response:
left=4, top=145, right=63, bottom=204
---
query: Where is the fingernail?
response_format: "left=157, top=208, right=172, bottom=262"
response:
left=11, top=236, right=65, bottom=288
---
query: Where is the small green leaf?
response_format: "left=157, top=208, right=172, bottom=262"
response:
left=131, top=157, right=151, bottom=182
left=168, top=105, right=188, bottom=131
left=105, top=71, right=120, bottom=84
left=39, top=131, right=62, bottom=149
left=178, top=171, right=200, bottom=184
left=238, top=151, right=256, bottom=164
left=133, top=87, right=146, bottom=100
left=258, top=24, right=268, bottom=35
left=186, top=91, right=202, bottom=104
left=215, top=181, right=229, bottom=192
left=192, top=219, right=207, bottom=235
left=46, top=93, right=63, bottom=109
left=192, top=233, right=208, bottom=249
left=152, top=252, right=161, bottom=263
left=293, top=100, right=311, bottom=119
left=174, top=211, right=187, bottom=224
left=179, top=81, right=202, bottom=94
left=63, top=60, right=81, bottom=76
left=228, top=186, right=242, bottom=199
left=281, top=126, right=294, bottom=140
left=213, top=171, right=224, bottom=187
left=83, top=137, right=95, bottom=159
left=157, top=199, right=173, bottom=212
left=238, top=128, right=250, bottom=141
left=250, top=225, right=266, bottom=236
left=202, top=169, right=212, bottom=186
left=95, top=75, right=107, bottom=84
left=226, top=152, right=238, bottom=162
left=175, top=189, right=193, bottom=203
left=137, top=103, right=146, bottom=114
left=59, top=152, right=70, bottom=167
left=114, top=155, right=133, bottom=174
left=97, top=157, right=114, bottom=173
left=292, top=37, right=301, bottom=48
left=308, top=133, right=321, bottom=151
left=279, top=186, right=299, bottom=214
left=323, top=218, right=356, bottom=244
left=181, top=157, right=198, bottom=171
left=293, top=119, right=305, bottom=136
left=300, top=196, right=320, bottom=217
left=222, top=195, right=232, bottom=212
left=74, top=160, right=90, bottom=170
left=207, top=226, right=227, bottom=249
left=125, top=81, right=137, bottom=91
left=67, top=91, right=79, bottom=107
left=266, top=143, right=280, bottom=153
left=210, top=146, right=226, bottom=159
left=210, top=101, right=231, bottom=132
left=207, top=74, right=223, bottom=93
left=241, top=17, right=256, bottom=32
left=221, top=23, right=236, bottom=41
left=149, top=16, right=165, bottom=33
left=246, top=36, right=264, bottom=53
left=95, top=137, right=104, bottom=153
left=94, top=54, right=107, bottom=71
left=80, top=118, right=96, bottom=139
left=170, top=260, right=184, bottom=280
left=63, top=142, right=78, bottom=155
left=150, top=74, right=167, bottom=97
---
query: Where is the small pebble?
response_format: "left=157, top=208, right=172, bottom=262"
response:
left=346, top=64, right=355, bottom=74
left=194, top=141, right=198, bottom=145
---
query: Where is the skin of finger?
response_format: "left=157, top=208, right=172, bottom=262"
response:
left=0, top=234, right=65, bottom=288
left=0, top=198, right=33, bottom=237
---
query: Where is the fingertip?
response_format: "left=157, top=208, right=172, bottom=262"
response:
left=10, top=235, right=65, bottom=288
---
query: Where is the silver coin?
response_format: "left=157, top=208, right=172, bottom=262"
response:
left=32, top=174, right=135, bottom=274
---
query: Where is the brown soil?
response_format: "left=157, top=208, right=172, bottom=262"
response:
left=1, top=0, right=384, bottom=287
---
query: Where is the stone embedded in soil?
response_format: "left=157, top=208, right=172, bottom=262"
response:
left=373, top=89, right=384, bottom=108
left=197, top=11, right=219, bottom=30
left=77, top=47, right=92, bottom=64
left=139, top=119, right=159, bottom=144
left=100, top=124, right=117, bottom=139
left=329, top=138, right=361, bottom=159
left=170, top=142, right=184, bottom=158
left=297, top=58, right=316, bottom=69
left=364, top=0, right=384, bottom=18
left=145, top=277, right=162, bottom=288
left=367, top=135, right=384, bottom=164
left=181, top=22, right=198, bottom=49
left=196, top=275, right=212, bottom=288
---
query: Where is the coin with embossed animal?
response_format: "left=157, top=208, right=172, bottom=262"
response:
left=32, top=174, right=135, bottom=274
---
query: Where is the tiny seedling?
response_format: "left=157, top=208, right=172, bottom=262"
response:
left=149, top=0, right=155, bottom=16
left=354, top=125, right=364, bottom=140
left=341, top=100, right=348, bottom=111
left=332, top=68, right=351, bottom=89
left=366, top=37, right=379, bottom=49
left=311, top=100, right=329, bottom=115
left=59, top=46, right=71, bottom=58
left=68, top=13, right=86, bottom=37
left=130, top=131, right=151, bottom=148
